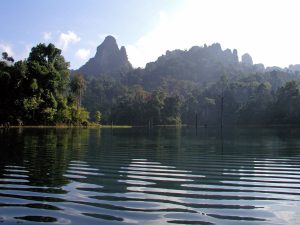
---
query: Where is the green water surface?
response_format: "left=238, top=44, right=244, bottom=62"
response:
left=0, top=127, right=300, bottom=224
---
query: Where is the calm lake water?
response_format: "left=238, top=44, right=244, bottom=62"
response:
left=0, top=127, right=300, bottom=225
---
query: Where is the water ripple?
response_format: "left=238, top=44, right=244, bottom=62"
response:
left=1, top=128, right=300, bottom=225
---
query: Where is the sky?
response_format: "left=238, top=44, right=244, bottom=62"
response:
left=1, top=0, right=300, bottom=69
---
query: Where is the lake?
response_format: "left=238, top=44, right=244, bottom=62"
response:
left=0, top=127, right=300, bottom=224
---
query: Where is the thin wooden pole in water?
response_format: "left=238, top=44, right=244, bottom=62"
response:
left=110, top=120, right=114, bottom=136
left=195, top=112, right=198, bottom=136
left=220, top=95, right=224, bottom=129
left=220, top=126, right=224, bottom=154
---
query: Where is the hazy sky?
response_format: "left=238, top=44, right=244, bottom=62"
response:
left=1, top=0, right=300, bottom=69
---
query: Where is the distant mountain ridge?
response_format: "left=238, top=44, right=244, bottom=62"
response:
left=75, top=35, right=300, bottom=88
left=76, top=35, right=132, bottom=76
left=125, top=42, right=271, bottom=90
left=76, top=35, right=300, bottom=126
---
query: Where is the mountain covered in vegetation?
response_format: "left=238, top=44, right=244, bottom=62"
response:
left=79, top=36, right=300, bottom=126
left=1, top=35, right=300, bottom=126
left=76, top=35, right=132, bottom=77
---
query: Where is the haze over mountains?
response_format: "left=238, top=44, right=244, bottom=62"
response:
left=74, top=35, right=300, bottom=125
left=76, top=36, right=132, bottom=76
left=2, top=35, right=300, bottom=126
left=74, top=35, right=300, bottom=86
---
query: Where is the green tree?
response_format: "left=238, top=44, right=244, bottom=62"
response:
left=23, top=43, right=71, bottom=124
left=238, top=82, right=273, bottom=124
left=95, top=111, right=102, bottom=124
left=71, top=74, right=86, bottom=110
left=0, top=44, right=92, bottom=125
left=2, top=52, right=14, bottom=63
left=161, top=95, right=182, bottom=125
left=146, top=90, right=166, bottom=125
left=271, top=80, right=300, bottom=123
left=71, top=106, right=90, bottom=125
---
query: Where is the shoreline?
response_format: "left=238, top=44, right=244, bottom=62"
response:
left=0, top=125, right=133, bottom=129
left=1, top=124, right=299, bottom=129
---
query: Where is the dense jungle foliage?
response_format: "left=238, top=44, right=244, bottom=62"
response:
left=1, top=40, right=300, bottom=126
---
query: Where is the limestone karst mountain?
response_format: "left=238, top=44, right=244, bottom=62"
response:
left=76, top=35, right=132, bottom=76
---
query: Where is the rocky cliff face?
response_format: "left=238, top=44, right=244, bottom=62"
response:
left=289, top=64, right=300, bottom=72
left=241, top=53, right=253, bottom=66
left=77, top=36, right=132, bottom=76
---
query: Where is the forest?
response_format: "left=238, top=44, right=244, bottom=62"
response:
left=0, top=44, right=89, bottom=125
left=1, top=38, right=300, bottom=126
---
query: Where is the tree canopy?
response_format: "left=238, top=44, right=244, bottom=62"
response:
left=2, top=41, right=300, bottom=126
left=0, top=44, right=88, bottom=125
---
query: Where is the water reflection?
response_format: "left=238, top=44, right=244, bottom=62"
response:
left=0, top=127, right=300, bottom=224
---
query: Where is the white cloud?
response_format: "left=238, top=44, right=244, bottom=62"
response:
left=75, top=48, right=91, bottom=60
left=43, top=32, right=52, bottom=41
left=58, top=31, right=80, bottom=50
left=126, top=0, right=300, bottom=68
left=0, top=44, right=14, bottom=57
left=20, top=44, right=32, bottom=59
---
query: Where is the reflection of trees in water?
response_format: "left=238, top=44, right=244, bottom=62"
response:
left=0, top=128, right=25, bottom=163
left=24, top=128, right=92, bottom=187
left=101, top=128, right=246, bottom=188
left=81, top=128, right=186, bottom=194
left=82, top=127, right=230, bottom=198
left=1, top=127, right=297, bottom=223
left=0, top=128, right=25, bottom=179
left=2, top=127, right=298, bottom=195
left=0, top=128, right=91, bottom=188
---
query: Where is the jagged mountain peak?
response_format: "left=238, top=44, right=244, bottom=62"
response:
left=103, top=35, right=117, bottom=43
left=77, top=35, right=132, bottom=77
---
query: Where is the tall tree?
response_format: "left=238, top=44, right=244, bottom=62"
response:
left=70, top=74, right=86, bottom=110
left=95, top=111, right=102, bottom=124
left=24, top=43, right=71, bottom=124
